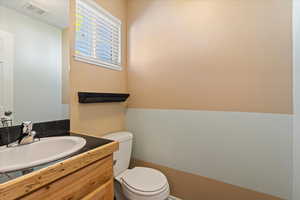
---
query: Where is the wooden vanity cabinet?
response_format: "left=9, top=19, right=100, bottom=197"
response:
left=0, top=141, right=118, bottom=200
left=21, top=155, right=114, bottom=200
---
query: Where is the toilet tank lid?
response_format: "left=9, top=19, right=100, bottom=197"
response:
left=102, top=131, right=133, bottom=142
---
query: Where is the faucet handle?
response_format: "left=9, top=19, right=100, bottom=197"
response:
left=22, top=121, right=33, bottom=134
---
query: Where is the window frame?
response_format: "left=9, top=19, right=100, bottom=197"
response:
left=75, top=0, right=122, bottom=71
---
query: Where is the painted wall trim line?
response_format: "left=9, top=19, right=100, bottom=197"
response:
left=126, top=107, right=293, bottom=116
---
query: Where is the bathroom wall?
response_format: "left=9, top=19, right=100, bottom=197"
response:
left=126, top=0, right=293, bottom=199
left=127, top=0, right=292, bottom=114
left=69, top=0, right=128, bottom=136
left=293, top=0, right=300, bottom=199
left=62, top=28, right=70, bottom=105
left=0, top=6, right=68, bottom=124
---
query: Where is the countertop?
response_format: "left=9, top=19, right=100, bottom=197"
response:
left=0, top=132, right=114, bottom=184
left=0, top=132, right=118, bottom=200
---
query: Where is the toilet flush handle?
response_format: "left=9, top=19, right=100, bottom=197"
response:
left=113, top=160, right=117, bottom=166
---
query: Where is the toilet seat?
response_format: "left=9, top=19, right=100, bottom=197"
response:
left=119, top=167, right=170, bottom=200
left=122, top=167, right=168, bottom=193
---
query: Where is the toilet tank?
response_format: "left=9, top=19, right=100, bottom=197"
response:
left=102, top=131, right=133, bottom=177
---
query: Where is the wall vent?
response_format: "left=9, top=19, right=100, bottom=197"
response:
left=23, top=2, right=47, bottom=15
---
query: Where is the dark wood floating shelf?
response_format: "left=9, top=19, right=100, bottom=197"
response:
left=78, top=92, right=130, bottom=103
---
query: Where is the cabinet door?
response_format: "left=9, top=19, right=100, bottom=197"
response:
left=82, top=179, right=114, bottom=200
left=20, top=155, right=113, bottom=200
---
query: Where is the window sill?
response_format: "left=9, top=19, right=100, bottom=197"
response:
left=74, top=55, right=122, bottom=71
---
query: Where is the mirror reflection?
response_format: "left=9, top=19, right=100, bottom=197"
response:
left=0, top=0, right=69, bottom=127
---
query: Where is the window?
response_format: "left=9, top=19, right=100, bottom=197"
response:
left=75, top=0, right=122, bottom=70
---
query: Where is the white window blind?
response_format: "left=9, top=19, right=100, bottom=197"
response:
left=75, top=0, right=122, bottom=70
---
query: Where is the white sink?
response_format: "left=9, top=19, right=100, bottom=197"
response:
left=0, top=136, right=86, bottom=173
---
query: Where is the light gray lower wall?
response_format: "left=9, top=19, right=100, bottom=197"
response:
left=126, top=108, right=292, bottom=199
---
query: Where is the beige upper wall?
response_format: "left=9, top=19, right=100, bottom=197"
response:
left=127, top=0, right=293, bottom=114
left=69, top=0, right=128, bottom=136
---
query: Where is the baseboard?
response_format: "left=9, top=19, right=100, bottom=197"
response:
left=131, top=159, right=284, bottom=200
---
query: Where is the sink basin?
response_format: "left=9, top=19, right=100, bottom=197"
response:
left=0, top=136, right=86, bottom=173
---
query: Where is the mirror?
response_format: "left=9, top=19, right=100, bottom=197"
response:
left=0, top=0, right=69, bottom=127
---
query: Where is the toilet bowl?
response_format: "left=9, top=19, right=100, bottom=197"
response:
left=102, top=132, right=170, bottom=200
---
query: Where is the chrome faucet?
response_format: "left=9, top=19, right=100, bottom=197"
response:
left=18, top=121, right=37, bottom=145
left=1, top=111, right=13, bottom=127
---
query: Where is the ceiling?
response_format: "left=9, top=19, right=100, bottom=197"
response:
left=0, top=0, right=69, bottom=29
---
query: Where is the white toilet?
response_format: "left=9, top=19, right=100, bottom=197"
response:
left=102, top=132, right=170, bottom=200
